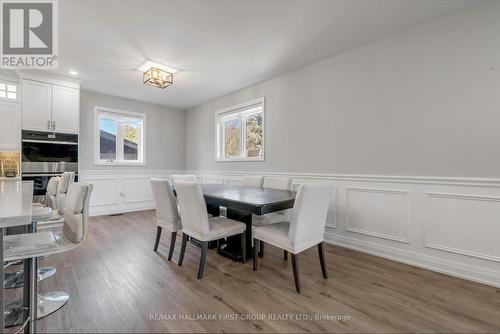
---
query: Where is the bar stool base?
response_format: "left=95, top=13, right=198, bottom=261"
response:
left=4, top=267, right=57, bottom=289
left=4, top=291, right=69, bottom=327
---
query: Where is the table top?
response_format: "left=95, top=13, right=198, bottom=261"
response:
left=200, top=184, right=296, bottom=215
left=0, top=181, right=34, bottom=228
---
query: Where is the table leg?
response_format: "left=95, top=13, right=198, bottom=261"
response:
left=218, top=208, right=253, bottom=261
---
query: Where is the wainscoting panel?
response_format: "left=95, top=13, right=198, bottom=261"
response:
left=186, top=170, right=500, bottom=288
left=80, top=170, right=181, bottom=216
left=425, top=192, right=500, bottom=263
left=345, top=187, right=410, bottom=243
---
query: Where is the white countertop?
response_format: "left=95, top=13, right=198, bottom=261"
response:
left=0, top=180, right=33, bottom=228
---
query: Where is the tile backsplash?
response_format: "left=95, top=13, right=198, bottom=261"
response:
left=0, top=151, right=20, bottom=176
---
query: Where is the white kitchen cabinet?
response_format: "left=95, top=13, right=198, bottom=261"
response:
left=21, top=77, right=79, bottom=134
left=0, top=100, right=21, bottom=150
left=52, top=85, right=79, bottom=134
left=21, top=79, right=52, bottom=132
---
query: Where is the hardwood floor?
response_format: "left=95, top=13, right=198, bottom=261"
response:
left=7, top=210, right=498, bottom=333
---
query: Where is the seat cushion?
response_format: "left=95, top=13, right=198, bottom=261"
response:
left=253, top=222, right=322, bottom=254
left=4, top=231, right=60, bottom=261
left=32, top=206, right=53, bottom=221
left=183, top=216, right=245, bottom=241
left=157, top=217, right=182, bottom=232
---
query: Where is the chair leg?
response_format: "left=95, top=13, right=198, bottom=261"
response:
left=291, top=253, right=301, bottom=293
left=178, top=233, right=188, bottom=266
left=318, top=242, right=328, bottom=279
left=153, top=226, right=162, bottom=251
left=259, top=241, right=264, bottom=258
left=167, top=231, right=177, bottom=261
left=283, top=250, right=288, bottom=261
left=253, top=239, right=259, bottom=271
left=197, top=241, right=209, bottom=279
left=240, top=233, right=246, bottom=264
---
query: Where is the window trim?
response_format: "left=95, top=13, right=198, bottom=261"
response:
left=0, top=79, right=19, bottom=102
left=93, top=106, right=147, bottom=166
left=214, top=97, right=265, bottom=162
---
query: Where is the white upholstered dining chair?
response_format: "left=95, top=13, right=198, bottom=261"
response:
left=150, top=178, right=182, bottom=261
left=175, top=181, right=246, bottom=279
left=253, top=183, right=332, bottom=293
left=170, top=174, right=197, bottom=186
left=252, top=176, right=292, bottom=257
left=4, top=182, right=93, bottom=320
left=243, top=175, right=264, bottom=188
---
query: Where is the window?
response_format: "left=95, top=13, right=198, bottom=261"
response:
left=94, top=107, right=146, bottom=165
left=0, top=81, right=18, bottom=101
left=216, top=98, right=264, bottom=161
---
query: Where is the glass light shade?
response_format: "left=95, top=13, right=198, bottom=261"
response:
left=143, top=67, right=173, bottom=89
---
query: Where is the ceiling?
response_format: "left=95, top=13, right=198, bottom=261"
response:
left=20, top=0, right=481, bottom=109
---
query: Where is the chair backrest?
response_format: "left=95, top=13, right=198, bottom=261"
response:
left=45, top=176, right=60, bottom=210
left=175, top=181, right=210, bottom=238
left=263, top=177, right=292, bottom=191
left=150, top=178, right=180, bottom=228
left=63, top=182, right=93, bottom=244
left=243, top=176, right=264, bottom=188
left=288, top=183, right=332, bottom=245
left=170, top=175, right=197, bottom=188
left=56, top=172, right=75, bottom=214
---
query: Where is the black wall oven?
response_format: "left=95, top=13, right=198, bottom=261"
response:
left=22, top=130, right=78, bottom=196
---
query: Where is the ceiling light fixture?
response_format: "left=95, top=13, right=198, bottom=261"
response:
left=143, top=67, right=173, bottom=89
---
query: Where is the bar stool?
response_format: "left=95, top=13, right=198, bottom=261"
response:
left=4, top=173, right=73, bottom=291
left=4, top=182, right=93, bottom=326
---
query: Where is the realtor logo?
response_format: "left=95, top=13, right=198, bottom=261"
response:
left=0, top=0, right=58, bottom=69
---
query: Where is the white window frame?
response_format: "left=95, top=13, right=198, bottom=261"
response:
left=215, top=97, right=265, bottom=162
left=94, top=106, right=147, bottom=166
left=0, top=79, right=19, bottom=102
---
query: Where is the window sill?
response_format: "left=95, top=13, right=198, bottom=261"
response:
left=215, top=157, right=265, bottom=162
left=94, top=161, right=147, bottom=166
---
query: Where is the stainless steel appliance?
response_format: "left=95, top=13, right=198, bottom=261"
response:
left=21, top=130, right=78, bottom=196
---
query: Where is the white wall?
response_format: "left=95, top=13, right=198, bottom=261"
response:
left=79, top=89, right=186, bottom=171
left=185, top=1, right=500, bottom=178
left=79, top=90, right=185, bottom=215
left=184, top=2, right=500, bottom=288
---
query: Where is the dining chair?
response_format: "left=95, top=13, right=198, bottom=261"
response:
left=4, top=182, right=93, bottom=322
left=175, top=181, right=246, bottom=279
left=170, top=174, right=197, bottom=186
left=243, top=175, right=264, bottom=188
left=253, top=176, right=292, bottom=257
left=253, top=183, right=332, bottom=293
left=150, top=178, right=182, bottom=261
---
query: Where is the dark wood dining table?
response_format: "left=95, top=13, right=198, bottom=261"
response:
left=200, top=184, right=296, bottom=261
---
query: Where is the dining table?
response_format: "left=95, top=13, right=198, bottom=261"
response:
left=0, top=180, right=37, bottom=333
left=198, top=184, right=296, bottom=261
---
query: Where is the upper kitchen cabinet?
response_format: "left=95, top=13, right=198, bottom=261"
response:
left=21, top=75, right=80, bottom=134
left=21, top=79, right=52, bottom=132
left=52, top=85, right=79, bottom=133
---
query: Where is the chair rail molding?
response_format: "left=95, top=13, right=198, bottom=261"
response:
left=186, top=169, right=500, bottom=288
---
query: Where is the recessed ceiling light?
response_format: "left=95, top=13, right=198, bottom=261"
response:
left=69, top=70, right=78, bottom=76
left=139, top=61, right=178, bottom=74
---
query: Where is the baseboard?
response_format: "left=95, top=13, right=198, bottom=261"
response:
left=324, top=231, right=500, bottom=288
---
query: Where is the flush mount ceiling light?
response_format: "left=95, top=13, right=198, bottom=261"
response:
left=139, top=61, right=178, bottom=89
left=143, top=67, right=173, bottom=89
